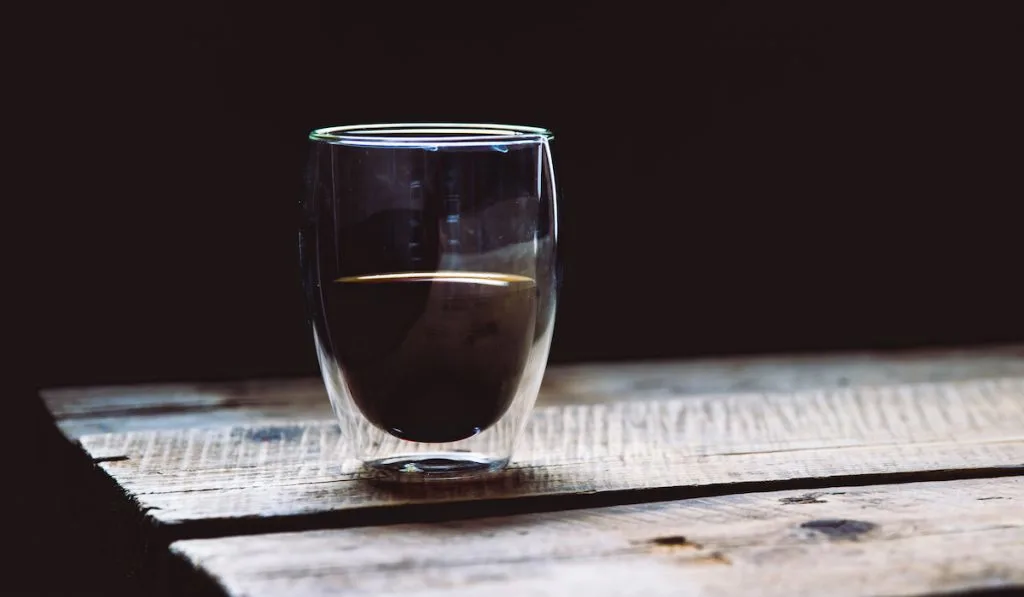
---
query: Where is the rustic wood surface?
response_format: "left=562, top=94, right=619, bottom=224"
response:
left=171, top=476, right=1024, bottom=597
left=78, top=376, right=1024, bottom=539
left=42, top=345, right=1024, bottom=437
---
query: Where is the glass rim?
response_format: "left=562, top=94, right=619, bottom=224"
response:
left=309, top=123, right=554, bottom=148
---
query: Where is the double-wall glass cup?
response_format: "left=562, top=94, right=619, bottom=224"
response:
left=300, top=124, right=559, bottom=481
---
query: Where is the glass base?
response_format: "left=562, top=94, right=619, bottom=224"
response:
left=363, top=452, right=510, bottom=482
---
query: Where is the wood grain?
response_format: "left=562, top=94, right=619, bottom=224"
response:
left=171, top=476, right=1024, bottom=597
left=42, top=344, right=1024, bottom=437
left=79, top=377, right=1024, bottom=538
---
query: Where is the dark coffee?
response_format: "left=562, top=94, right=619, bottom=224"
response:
left=323, top=272, right=537, bottom=443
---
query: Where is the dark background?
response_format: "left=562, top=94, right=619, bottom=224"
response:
left=8, top=2, right=1023, bottom=593
left=18, top=1, right=1024, bottom=391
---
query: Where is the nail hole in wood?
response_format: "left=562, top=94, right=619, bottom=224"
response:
left=800, top=519, right=876, bottom=539
left=780, top=493, right=827, bottom=504
left=649, top=535, right=701, bottom=549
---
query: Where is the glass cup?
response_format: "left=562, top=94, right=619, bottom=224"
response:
left=300, top=124, right=559, bottom=481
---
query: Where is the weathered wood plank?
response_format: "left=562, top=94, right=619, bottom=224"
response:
left=42, top=344, right=1024, bottom=437
left=80, top=377, right=1024, bottom=538
left=171, top=477, right=1024, bottom=597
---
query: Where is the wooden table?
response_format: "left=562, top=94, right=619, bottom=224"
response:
left=43, top=345, right=1024, bottom=596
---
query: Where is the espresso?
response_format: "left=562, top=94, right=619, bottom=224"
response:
left=323, top=272, right=536, bottom=443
